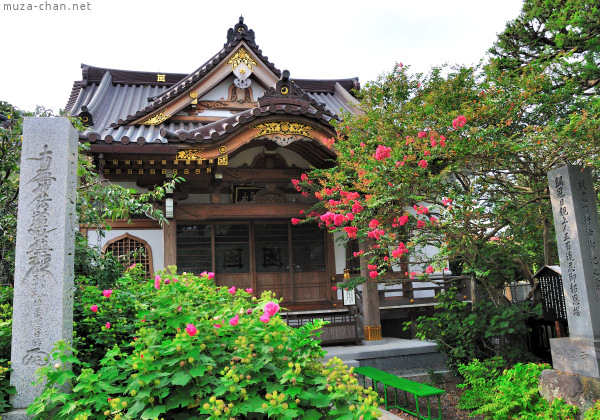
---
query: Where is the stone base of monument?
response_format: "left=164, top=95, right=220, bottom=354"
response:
left=2, top=408, right=32, bottom=419
left=550, top=337, right=600, bottom=378
left=539, top=369, right=600, bottom=418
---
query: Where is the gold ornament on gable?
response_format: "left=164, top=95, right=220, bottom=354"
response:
left=252, top=122, right=313, bottom=139
left=227, top=47, right=258, bottom=71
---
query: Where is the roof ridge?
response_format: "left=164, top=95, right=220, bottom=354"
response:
left=106, top=18, right=282, bottom=129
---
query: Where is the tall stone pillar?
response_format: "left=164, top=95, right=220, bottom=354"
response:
left=547, top=165, right=600, bottom=378
left=6, top=118, right=78, bottom=418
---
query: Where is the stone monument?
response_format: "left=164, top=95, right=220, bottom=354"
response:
left=547, top=165, right=600, bottom=378
left=5, top=118, right=78, bottom=419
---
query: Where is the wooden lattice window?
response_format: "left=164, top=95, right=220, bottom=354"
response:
left=103, top=233, right=153, bottom=277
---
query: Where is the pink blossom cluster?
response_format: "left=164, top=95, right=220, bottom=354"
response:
left=391, top=243, right=408, bottom=259
left=373, top=145, right=392, bottom=161
left=452, top=115, right=467, bottom=129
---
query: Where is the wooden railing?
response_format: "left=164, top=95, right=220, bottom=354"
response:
left=352, top=274, right=472, bottom=310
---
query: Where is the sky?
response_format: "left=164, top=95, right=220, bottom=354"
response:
left=0, top=0, right=524, bottom=113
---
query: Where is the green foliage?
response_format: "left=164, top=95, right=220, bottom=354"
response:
left=490, top=0, right=600, bottom=96
left=458, top=360, right=579, bottom=419
left=410, top=289, right=541, bottom=373
left=584, top=400, right=600, bottom=419
left=457, top=357, right=507, bottom=410
left=74, top=232, right=128, bottom=291
left=30, top=270, right=381, bottom=419
left=0, top=287, right=13, bottom=361
left=73, top=265, right=150, bottom=370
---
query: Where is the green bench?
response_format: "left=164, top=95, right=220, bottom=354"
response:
left=353, top=366, right=445, bottom=420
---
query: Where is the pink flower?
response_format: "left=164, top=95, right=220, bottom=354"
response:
left=430, top=216, right=438, bottom=223
left=418, top=131, right=427, bottom=139
left=105, top=322, right=111, bottom=329
left=214, top=323, right=222, bottom=329
left=344, top=226, right=358, bottom=239
left=260, top=314, right=270, bottom=323
left=369, top=271, right=378, bottom=279
left=345, top=213, right=355, bottom=221
left=440, top=135, right=446, bottom=147
left=128, top=263, right=136, bottom=270
left=207, top=272, right=215, bottom=279
left=102, top=289, right=112, bottom=298
left=164, top=278, right=171, bottom=285
left=442, top=197, right=452, bottom=206
left=369, top=219, right=379, bottom=229
left=353, top=250, right=364, bottom=257
left=333, top=214, right=345, bottom=226
left=154, top=275, right=161, bottom=290
left=368, top=264, right=377, bottom=270
left=398, top=215, right=409, bottom=226
left=291, top=218, right=301, bottom=225
left=417, top=220, right=426, bottom=228
left=264, top=302, right=280, bottom=317
left=373, top=145, right=392, bottom=161
left=426, top=265, right=434, bottom=274
left=186, top=324, right=197, bottom=336
left=332, top=286, right=338, bottom=291
left=452, top=115, right=467, bottom=129
left=229, top=286, right=236, bottom=294
left=247, top=308, right=253, bottom=314
left=90, top=305, right=98, bottom=313
left=418, top=160, right=428, bottom=169
left=245, top=288, right=253, bottom=293
left=352, top=202, right=364, bottom=214
left=431, top=140, right=437, bottom=147
left=424, top=150, right=431, bottom=156
left=229, top=315, right=239, bottom=326
left=177, top=305, right=182, bottom=312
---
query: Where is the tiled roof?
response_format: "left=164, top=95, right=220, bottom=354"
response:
left=67, top=17, right=360, bottom=146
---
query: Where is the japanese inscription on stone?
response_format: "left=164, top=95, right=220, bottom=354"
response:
left=9, top=118, right=78, bottom=412
left=548, top=165, right=600, bottom=341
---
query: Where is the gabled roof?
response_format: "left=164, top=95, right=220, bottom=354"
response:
left=66, top=17, right=360, bottom=147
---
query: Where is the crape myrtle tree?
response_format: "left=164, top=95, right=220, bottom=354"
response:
left=292, top=0, right=600, bottom=306
left=0, top=102, right=179, bottom=285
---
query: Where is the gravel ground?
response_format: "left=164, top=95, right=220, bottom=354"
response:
left=370, top=371, right=485, bottom=420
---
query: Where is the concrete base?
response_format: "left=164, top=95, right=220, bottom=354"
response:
left=323, top=337, right=445, bottom=372
left=550, top=337, right=600, bottom=378
left=2, top=408, right=32, bottom=419
left=540, top=369, right=600, bottom=419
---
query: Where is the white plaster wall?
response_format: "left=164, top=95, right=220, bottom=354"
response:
left=201, top=76, right=236, bottom=101
left=333, top=231, right=347, bottom=275
left=87, top=229, right=165, bottom=273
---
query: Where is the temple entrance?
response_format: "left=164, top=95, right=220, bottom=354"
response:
left=176, top=221, right=330, bottom=305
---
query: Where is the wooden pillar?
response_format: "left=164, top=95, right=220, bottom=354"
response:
left=360, top=240, right=382, bottom=341
left=163, top=220, right=177, bottom=268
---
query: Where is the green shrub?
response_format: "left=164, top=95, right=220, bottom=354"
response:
left=0, top=286, right=13, bottom=361
left=30, top=270, right=381, bottom=419
left=585, top=400, right=600, bottom=419
left=457, top=357, right=506, bottom=410
left=409, top=288, right=540, bottom=373
left=73, top=264, right=150, bottom=369
left=458, top=360, right=578, bottom=419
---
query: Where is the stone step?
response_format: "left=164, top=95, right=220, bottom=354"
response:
left=322, top=337, right=445, bottom=372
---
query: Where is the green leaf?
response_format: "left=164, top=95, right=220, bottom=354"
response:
left=170, top=371, right=192, bottom=386
left=189, top=364, right=206, bottom=378
left=141, top=405, right=166, bottom=419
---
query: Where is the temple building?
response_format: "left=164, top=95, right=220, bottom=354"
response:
left=66, top=17, right=470, bottom=343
